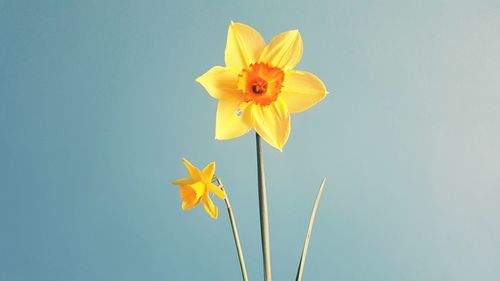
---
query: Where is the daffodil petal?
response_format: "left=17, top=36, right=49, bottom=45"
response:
left=202, top=162, right=216, bottom=183
left=225, top=21, right=266, bottom=71
left=182, top=158, right=202, bottom=181
left=202, top=195, right=218, bottom=219
left=215, top=99, right=252, bottom=140
left=251, top=99, right=291, bottom=151
left=208, top=183, right=226, bottom=199
left=172, top=178, right=190, bottom=185
left=259, top=30, right=303, bottom=71
left=196, top=66, right=240, bottom=100
left=280, top=70, right=328, bottom=113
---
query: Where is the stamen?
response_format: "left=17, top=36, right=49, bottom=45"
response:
left=252, top=85, right=264, bottom=94
left=251, top=79, right=267, bottom=94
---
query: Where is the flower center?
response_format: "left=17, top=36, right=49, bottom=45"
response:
left=180, top=186, right=197, bottom=203
left=180, top=182, right=204, bottom=205
left=251, top=79, right=267, bottom=94
left=238, top=63, right=285, bottom=105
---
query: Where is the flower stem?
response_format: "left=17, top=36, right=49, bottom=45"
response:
left=256, top=133, right=272, bottom=281
left=214, top=177, right=249, bottom=281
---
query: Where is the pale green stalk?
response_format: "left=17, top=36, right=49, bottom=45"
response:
left=213, top=176, right=248, bottom=281
left=295, top=177, right=327, bottom=281
left=255, top=133, right=272, bottom=281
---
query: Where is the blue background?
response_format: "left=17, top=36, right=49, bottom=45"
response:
left=1, top=0, right=499, bottom=280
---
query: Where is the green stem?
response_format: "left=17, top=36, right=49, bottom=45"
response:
left=214, top=177, right=249, bottom=281
left=256, top=133, right=272, bottom=281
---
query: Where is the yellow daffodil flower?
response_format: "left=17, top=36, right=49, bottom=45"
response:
left=172, top=158, right=226, bottom=219
left=197, top=21, right=328, bottom=151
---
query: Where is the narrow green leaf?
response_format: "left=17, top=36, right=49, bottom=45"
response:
left=295, top=177, right=327, bottom=281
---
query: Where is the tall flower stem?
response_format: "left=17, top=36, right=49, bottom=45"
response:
left=213, top=177, right=249, bottom=281
left=256, top=133, right=272, bottom=281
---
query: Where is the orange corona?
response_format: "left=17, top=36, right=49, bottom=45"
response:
left=238, top=63, right=285, bottom=105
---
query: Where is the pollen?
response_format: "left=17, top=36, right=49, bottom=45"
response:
left=238, top=63, right=285, bottom=105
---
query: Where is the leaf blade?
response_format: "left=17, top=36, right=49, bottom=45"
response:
left=295, top=177, right=327, bottom=281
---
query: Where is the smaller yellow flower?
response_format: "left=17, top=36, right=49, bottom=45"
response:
left=172, top=158, right=226, bottom=219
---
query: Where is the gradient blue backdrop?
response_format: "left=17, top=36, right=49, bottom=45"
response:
left=1, top=0, right=499, bottom=280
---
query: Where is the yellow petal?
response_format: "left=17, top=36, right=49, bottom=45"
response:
left=196, top=66, right=240, bottom=100
left=280, top=70, right=328, bottom=113
left=208, top=183, right=226, bottom=199
left=215, top=99, right=252, bottom=140
left=182, top=158, right=201, bottom=181
left=251, top=99, right=291, bottom=151
left=172, top=178, right=191, bottom=186
left=225, top=21, right=266, bottom=71
left=202, top=162, right=216, bottom=183
left=202, top=194, right=218, bottom=219
left=259, top=30, right=303, bottom=71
